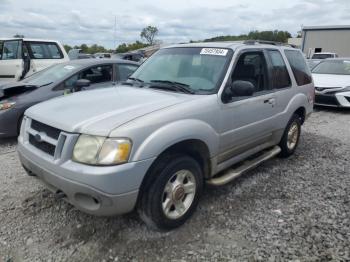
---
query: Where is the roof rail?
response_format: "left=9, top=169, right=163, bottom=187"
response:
left=243, top=40, right=296, bottom=48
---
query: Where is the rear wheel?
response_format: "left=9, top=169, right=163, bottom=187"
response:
left=138, top=155, right=203, bottom=231
left=279, top=114, right=301, bottom=158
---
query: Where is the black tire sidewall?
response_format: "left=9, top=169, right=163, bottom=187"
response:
left=140, top=155, right=203, bottom=230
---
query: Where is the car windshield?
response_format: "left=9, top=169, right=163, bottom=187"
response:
left=130, top=47, right=232, bottom=94
left=312, top=54, right=334, bottom=59
left=312, top=60, right=350, bottom=75
left=22, top=63, right=84, bottom=86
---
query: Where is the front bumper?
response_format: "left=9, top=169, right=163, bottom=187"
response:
left=17, top=137, right=155, bottom=216
left=315, top=91, right=350, bottom=108
left=0, top=108, right=21, bottom=138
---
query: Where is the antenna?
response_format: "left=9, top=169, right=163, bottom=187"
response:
left=114, top=15, right=117, bottom=49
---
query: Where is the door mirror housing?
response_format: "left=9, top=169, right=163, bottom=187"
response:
left=231, top=80, right=255, bottom=97
left=74, top=79, right=91, bottom=92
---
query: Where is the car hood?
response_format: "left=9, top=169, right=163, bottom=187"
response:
left=25, top=86, right=196, bottom=136
left=312, top=73, right=350, bottom=88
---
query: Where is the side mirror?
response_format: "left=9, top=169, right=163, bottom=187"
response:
left=231, top=80, right=255, bottom=97
left=74, top=79, right=91, bottom=92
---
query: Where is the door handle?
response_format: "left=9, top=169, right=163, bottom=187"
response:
left=263, top=98, right=276, bottom=106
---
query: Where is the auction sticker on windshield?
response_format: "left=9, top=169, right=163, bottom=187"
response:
left=200, top=48, right=228, bottom=56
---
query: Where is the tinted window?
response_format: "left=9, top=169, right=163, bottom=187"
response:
left=2, top=40, right=21, bottom=60
left=231, top=52, right=268, bottom=93
left=312, top=60, right=350, bottom=75
left=118, top=64, right=138, bottom=81
left=268, top=50, right=291, bottom=89
left=284, top=50, right=312, bottom=86
left=28, top=42, right=63, bottom=59
left=80, top=65, right=112, bottom=84
left=0, top=41, right=3, bottom=59
left=311, top=53, right=334, bottom=59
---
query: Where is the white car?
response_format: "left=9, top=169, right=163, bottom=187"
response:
left=311, top=52, right=338, bottom=60
left=312, top=58, right=350, bottom=107
left=0, top=38, right=69, bottom=82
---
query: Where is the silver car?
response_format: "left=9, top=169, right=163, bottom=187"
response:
left=18, top=42, right=314, bottom=230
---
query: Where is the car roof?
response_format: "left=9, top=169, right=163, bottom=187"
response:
left=62, top=58, right=139, bottom=67
left=0, top=38, right=61, bottom=43
left=164, top=41, right=297, bottom=51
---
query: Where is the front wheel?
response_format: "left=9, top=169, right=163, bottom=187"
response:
left=138, top=155, right=203, bottom=231
left=279, top=114, right=301, bottom=158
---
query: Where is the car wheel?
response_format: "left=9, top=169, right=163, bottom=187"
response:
left=138, top=155, right=203, bottom=231
left=279, top=114, right=301, bottom=158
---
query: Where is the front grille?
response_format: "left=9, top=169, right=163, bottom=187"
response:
left=29, top=134, right=56, bottom=156
left=315, top=94, right=340, bottom=106
left=31, top=120, right=60, bottom=140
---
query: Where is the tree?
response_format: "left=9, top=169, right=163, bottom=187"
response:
left=63, top=44, right=72, bottom=53
left=140, top=26, right=158, bottom=45
left=116, top=41, right=149, bottom=53
left=13, top=34, right=25, bottom=38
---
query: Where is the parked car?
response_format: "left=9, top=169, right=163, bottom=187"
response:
left=0, top=59, right=139, bottom=138
left=18, top=42, right=314, bottom=230
left=94, top=53, right=112, bottom=59
left=311, top=52, right=338, bottom=59
left=312, top=58, right=350, bottom=107
left=307, top=59, right=322, bottom=70
left=68, top=49, right=94, bottom=60
left=115, top=52, right=144, bottom=62
left=0, top=38, right=69, bottom=82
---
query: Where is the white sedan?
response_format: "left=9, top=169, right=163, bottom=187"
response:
left=312, top=58, right=350, bottom=108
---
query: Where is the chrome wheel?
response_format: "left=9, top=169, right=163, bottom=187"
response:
left=287, top=122, right=299, bottom=150
left=162, top=170, right=196, bottom=220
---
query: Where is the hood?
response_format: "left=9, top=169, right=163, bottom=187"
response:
left=25, top=86, right=196, bottom=136
left=312, top=73, right=350, bottom=88
left=0, top=81, right=38, bottom=101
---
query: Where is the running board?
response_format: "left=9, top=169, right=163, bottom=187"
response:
left=207, top=146, right=281, bottom=186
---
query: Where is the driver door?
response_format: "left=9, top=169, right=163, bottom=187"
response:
left=218, top=50, right=278, bottom=163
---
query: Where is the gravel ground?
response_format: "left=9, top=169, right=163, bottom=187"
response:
left=1, top=108, right=349, bottom=261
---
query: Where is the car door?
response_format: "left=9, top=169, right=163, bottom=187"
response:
left=116, top=63, right=139, bottom=82
left=0, top=40, right=23, bottom=82
left=218, top=49, right=279, bottom=163
left=26, top=41, right=65, bottom=76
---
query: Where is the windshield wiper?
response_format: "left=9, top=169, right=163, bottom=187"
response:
left=128, top=77, right=144, bottom=83
left=38, top=82, right=53, bottom=87
left=149, top=80, right=195, bottom=94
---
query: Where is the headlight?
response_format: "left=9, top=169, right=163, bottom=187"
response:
left=0, top=102, right=16, bottom=111
left=72, top=135, right=132, bottom=165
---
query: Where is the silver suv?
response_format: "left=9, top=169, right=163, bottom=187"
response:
left=18, top=42, right=314, bottom=230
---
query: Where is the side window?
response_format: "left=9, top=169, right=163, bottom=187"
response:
left=268, top=50, right=291, bottom=89
left=80, top=65, right=113, bottom=84
left=28, top=42, right=63, bottom=59
left=63, top=74, right=79, bottom=89
left=231, top=51, right=269, bottom=94
left=118, top=64, right=139, bottom=81
left=0, top=41, right=3, bottom=59
left=284, top=50, right=312, bottom=86
left=2, top=41, right=21, bottom=60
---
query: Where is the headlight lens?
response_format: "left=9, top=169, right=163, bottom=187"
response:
left=72, top=135, right=132, bottom=165
left=0, top=102, right=16, bottom=111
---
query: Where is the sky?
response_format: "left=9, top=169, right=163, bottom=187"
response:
left=0, top=0, right=349, bottom=48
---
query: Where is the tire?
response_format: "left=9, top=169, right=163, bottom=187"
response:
left=138, top=155, right=203, bottom=231
left=279, top=114, right=302, bottom=158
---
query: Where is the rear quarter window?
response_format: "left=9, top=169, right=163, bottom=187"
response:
left=267, top=50, right=291, bottom=89
left=284, top=50, right=312, bottom=86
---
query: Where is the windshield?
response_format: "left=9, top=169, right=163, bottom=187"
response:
left=130, top=47, right=232, bottom=93
left=22, top=63, right=84, bottom=86
left=312, top=60, right=350, bottom=75
left=312, top=54, right=334, bottom=59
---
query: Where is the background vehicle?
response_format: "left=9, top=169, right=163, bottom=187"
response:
left=0, top=38, right=69, bottom=82
left=311, top=52, right=338, bottom=59
left=307, top=59, right=322, bottom=70
left=0, top=59, right=139, bottom=138
left=94, top=53, right=112, bottom=59
left=68, top=49, right=94, bottom=60
left=312, top=58, right=350, bottom=107
left=115, top=51, right=145, bottom=62
left=18, top=42, right=314, bottom=230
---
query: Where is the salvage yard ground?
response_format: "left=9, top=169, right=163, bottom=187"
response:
left=1, top=108, right=350, bottom=261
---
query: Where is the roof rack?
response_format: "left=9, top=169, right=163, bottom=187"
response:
left=243, top=40, right=296, bottom=48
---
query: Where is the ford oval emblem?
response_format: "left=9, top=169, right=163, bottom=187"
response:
left=34, top=134, right=42, bottom=143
